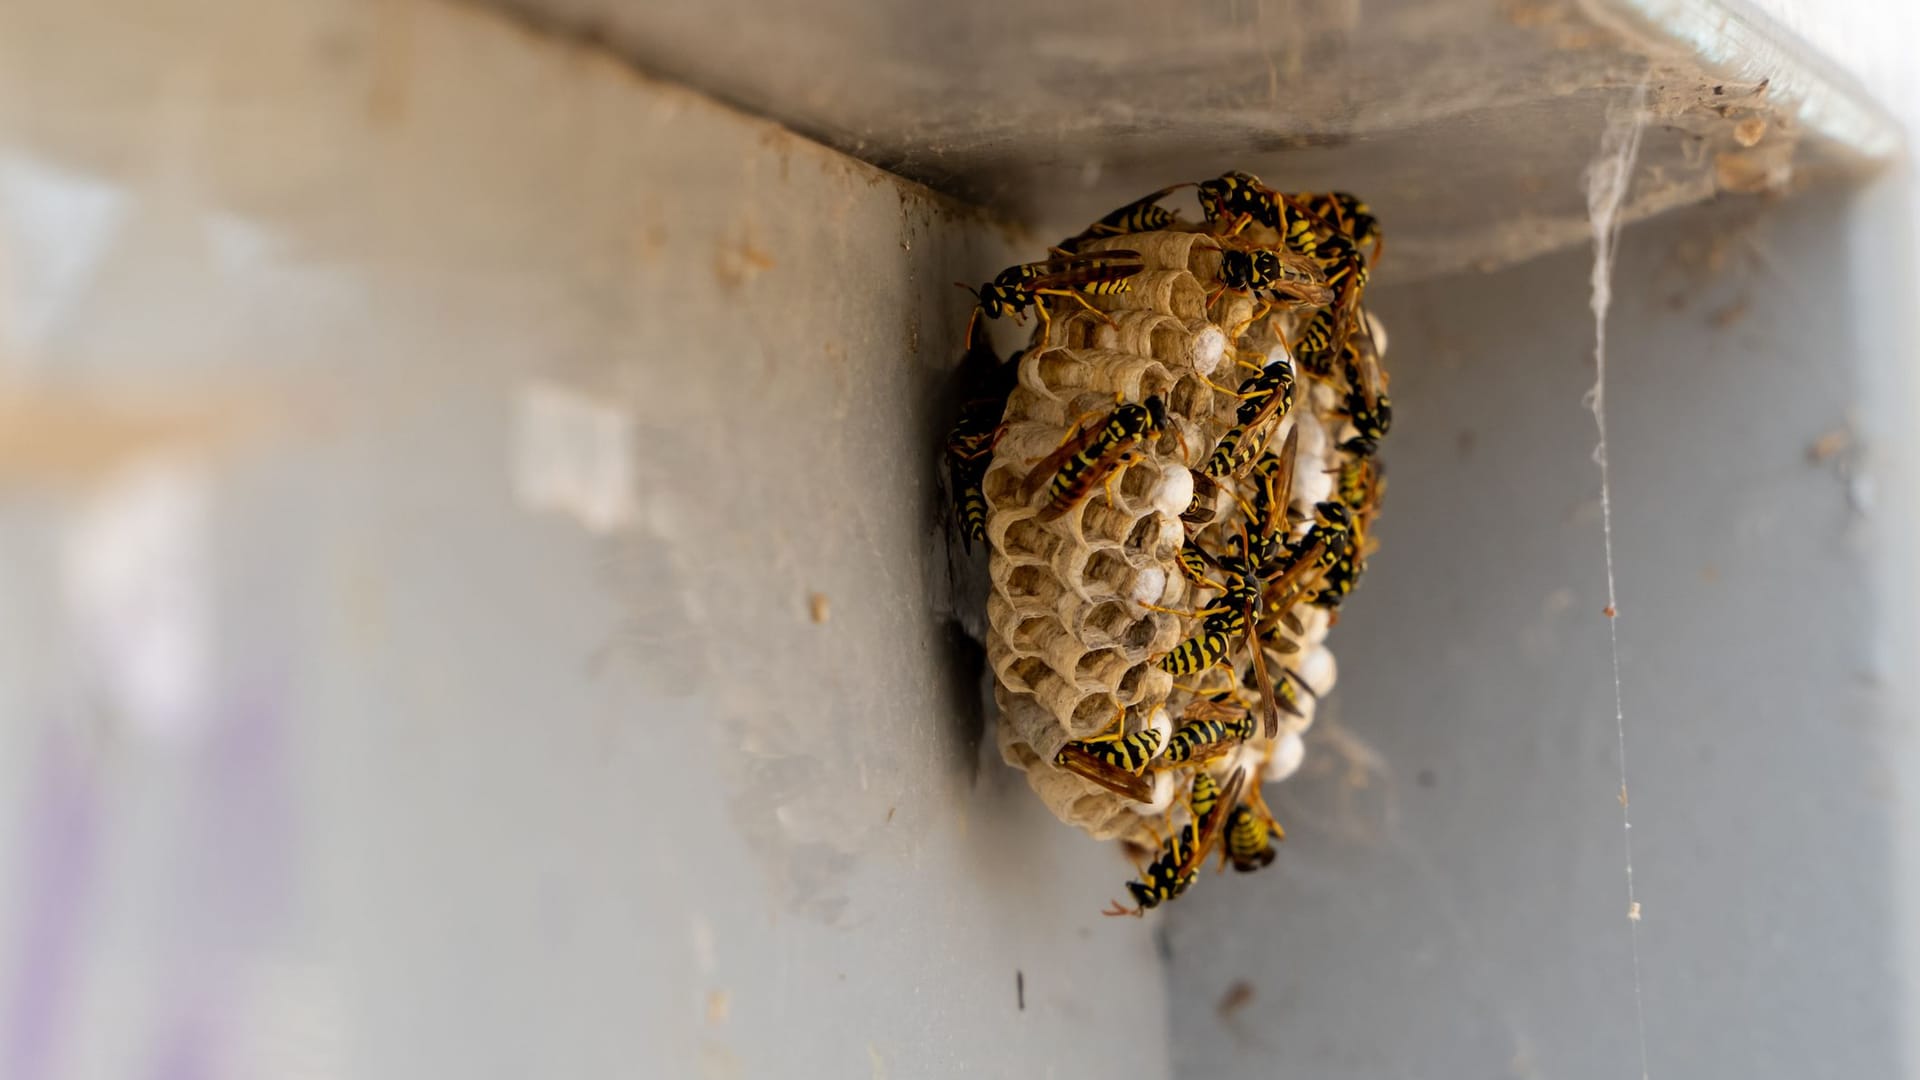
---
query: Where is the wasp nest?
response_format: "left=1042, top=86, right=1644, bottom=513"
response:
left=951, top=175, right=1389, bottom=886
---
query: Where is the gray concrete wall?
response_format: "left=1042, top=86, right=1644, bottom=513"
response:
left=1164, top=190, right=1908, bottom=1078
left=0, top=3, right=1168, bottom=1077
left=3, top=2, right=1918, bottom=1079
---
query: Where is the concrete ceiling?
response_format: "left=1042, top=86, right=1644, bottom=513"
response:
left=485, top=0, right=1898, bottom=277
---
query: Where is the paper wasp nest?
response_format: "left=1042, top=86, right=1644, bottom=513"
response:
left=982, top=225, right=1376, bottom=845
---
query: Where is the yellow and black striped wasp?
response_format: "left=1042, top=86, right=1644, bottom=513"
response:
left=1196, top=171, right=1325, bottom=261
left=1291, top=235, right=1371, bottom=376
left=1019, top=394, right=1170, bottom=522
left=1056, top=184, right=1189, bottom=253
left=1214, top=245, right=1331, bottom=310
left=1105, top=768, right=1246, bottom=916
left=1161, top=694, right=1257, bottom=764
left=1258, top=500, right=1357, bottom=612
left=1199, top=355, right=1297, bottom=483
left=1224, top=793, right=1283, bottom=872
left=1208, top=242, right=1329, bottom=348
left=1334, top=314, right=1392, bottom=456
left=1294, top=190, right=1383, bottom=265
left=1217, top=429, right=1299, bottom=575
left=1054, top=707, right=1161, bottom=804
left=1195, top=171, right=1270, bottom=230
left=958, top=250, right=1145, bottom=345
left=1175, top=542, right=1227, bottom=591
left=1152, top=571, right=1284, bottom=739
left=944, top=318, right=1019, bottom=550
left=947, top=405, right=1001, bottom=550
left=1312, top=456, right=1385, bottom=613
left=1240, top=652, right=1316, bottom=720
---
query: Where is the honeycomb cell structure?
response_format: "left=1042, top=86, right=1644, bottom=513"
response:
left=972, top=212, right=1386, bottom=845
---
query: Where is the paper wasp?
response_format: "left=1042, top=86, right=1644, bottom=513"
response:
left=1056, top=184, right=1188, bottom=253
left=1335, top=315, right=1392, bottom=456
left=958, top=250, right=1144, bottom=345
left=1150, top=572, right=1284, bottom=739
left=1105, top=768, right=1246, bottom=916
left=1175, top=543, right=1227, bottom=591
left=1200, top=422, right=1267, bottom=482
left=1214, top=245, right=1331, bottom=310
left=1242, top=655, right=1316, bottom=720
left=1295, top=190, right=1383, bottom=265
left=1313, top=457, right=1384, bottom=611
left=1019, top=394, right=1170, bottom=521
left=944, top=318, right=1018, bottom=550
left=1224, top=795, right=1282, bottom=872
left=1291, top=235, right=1370, bottom=376
left=1218, top=429, right=1299, bottom=576
left=1162, top=704, right=1257, bottom=764
left=1196, top=171, right=1324, bottom=260
left=1196, top=171, right=1270, bottom=230
left=1200, top=356, right=1296, bottom=482
left=1258, top=501, right=1356, bottom=610
left=1054, top=708, right=1162, bottom=804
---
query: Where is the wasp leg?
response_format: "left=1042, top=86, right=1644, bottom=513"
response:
left=1225, top=300, right=1273, bottom=344
left=1077, top=704, right=1128, bottom=745
left=1037, top=288, right=1120, bottom=329
left=1137, top=597, right=1229, bottom=619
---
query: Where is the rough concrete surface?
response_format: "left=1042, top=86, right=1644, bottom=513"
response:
left=487, top=0, right=1897, bottom=279
left=0, top=2, right=1170, bottom=1077
left=1163, top=191, right=1905, bottom=1078
left=3, top=1, right=1918, bottom=1079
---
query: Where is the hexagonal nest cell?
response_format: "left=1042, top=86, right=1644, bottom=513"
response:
left=948, top=174, right=1392, bottom=904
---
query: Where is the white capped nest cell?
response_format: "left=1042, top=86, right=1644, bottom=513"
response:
left=2, top=1, right=1915, bottom=1078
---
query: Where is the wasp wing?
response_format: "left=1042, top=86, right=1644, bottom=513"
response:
left=1176, top=767, right=1247, bottom=879
left=1055, top=744, right=1154, bottom=803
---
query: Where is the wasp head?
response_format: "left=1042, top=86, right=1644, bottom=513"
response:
left=1315, top=501, right=1354, bottom=531
left=1143, top=394, right=1170, bottom=432
left=1218, top=247, right=1252, bottom=289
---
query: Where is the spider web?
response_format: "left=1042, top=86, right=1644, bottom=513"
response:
left=1583, top=71, right=1653, bottom=1080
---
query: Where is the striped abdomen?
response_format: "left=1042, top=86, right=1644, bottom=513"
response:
left=958, top=474, right=989, bottom=546
left=1294, top=308, right=1339, bottom=374
left=1094, top=201, right=1175, bottom=237
left=1334, top=455, right=1372, bottom=511
left=1127, top=830, right=1200, bottom=910
left=1198, top=171, right=1272, bottom=227
left=1189, top=772, right=1222, bottom=820
left=1038, top=408, right=1147, bottom=511
left=1158, top=629, right=1230, bottom=676
left=1071, top=275, right=1136, bottom=298
left=1276, top=202, right=1320, bottom=259
left=1055, top=729, right=1163, bottom=774
left=1062, top=190, right=1180, bottom=251
left=1176, top=546, right=1218, bottom=588
left=1203, top=423, right=1264, bottom=479
left=1234, top=359, right=1296, bottom=427
left=1226, top=804, right=1278, bottom=872
left=1163, top=713, right=1256, bottom=763
left=1311, top=552, right=1363, bottom=608
left=1321, top=239, right=1367, bottom=304
left=1341, top=385, right=1392, bottom=455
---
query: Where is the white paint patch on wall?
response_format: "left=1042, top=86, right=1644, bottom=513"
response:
left=511, top=380, right=639, bottom=535
left=60, top=455, right=213, bottom=742
left=0, top=154, right=129, bottom=364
